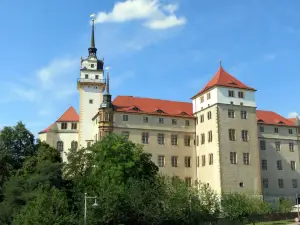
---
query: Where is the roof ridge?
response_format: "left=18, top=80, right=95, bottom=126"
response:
left=114, top=95, right=191, bottom=104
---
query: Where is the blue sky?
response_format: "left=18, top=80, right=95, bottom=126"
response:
left=1, top=0, right=300, bottom=135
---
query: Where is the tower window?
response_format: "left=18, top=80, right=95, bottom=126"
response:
left=238, top=91, right=244, bottom=98
left=61, top=123, right=67, bottom=130
left=71, top=123, right=77, bottom=130
left=89, top=99, right=93, bottom=104
left=228, top=90, right=235, bottom=97
left=95, top=75, right=99, bottom=79
left=85, top=74, right=89, bottom=79
left=91, top=64, right=94, bottom=68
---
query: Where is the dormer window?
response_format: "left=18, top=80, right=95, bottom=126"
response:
left=257, top=119, right=264, bottom=123
left=180, top=111, right=188, bottom=115
left=156, top=109, right=165, bottom=114
left=228, top=90, right=235, bottom=97
left=131, top=106, right=140, bottom=111
left=278, top=121, right=285, bottom=125
left=85, top=74, right=89, bottom=79
left=238, top=91, right=244, bottom=98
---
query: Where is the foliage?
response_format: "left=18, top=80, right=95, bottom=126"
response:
left=12, top=188, right=76, bottom=225
left=278, top=197, right=294, bottom=213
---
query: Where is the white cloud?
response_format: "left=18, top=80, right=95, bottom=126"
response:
left=288, top=112, right=299, bottom=118
left=94, top=0, right=186, bottom=30
left=10, top=87, right=38, bottom=102
left=263, top=53, right=276, bottom=61
left=111, top=71, right=136, bottom=89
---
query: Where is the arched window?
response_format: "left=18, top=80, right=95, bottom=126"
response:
left=71, top=141, right=78, bottom=151
left=57, top=141, right=64, bottom=152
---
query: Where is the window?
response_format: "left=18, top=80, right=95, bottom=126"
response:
left=260, top=126, right=264, bottom=132
left=157, top=133, right=164, bottom=145
left=172, top=119, right=177, bottom=125
left=184, top=136, right=190, bottom=146
left=185, top=156, right=191, bottom=168
left=85, top=74, right=88, bottom=79
left=143, top=117, right=148, bottom=123
left=241, top=110, right=247, bottom=119
left=228, top=90, right=235, bottom=97
left=277, top=160, right=282, bottom=170
left=171, top=156, right=178, bottom=167
left=289, top=142, right=294, bottom=152
left=200, top=115, right=204, bottom=123
left=209, top=153, right=213, bottom=165
left=89, top=99, right=93, bottom=104
left=123, top=115, right=128, bottom=121
left=121, top=131, right=130, bottom=140
left=185, top=120, right=190, bottom=126
left=95, top=75, right=99, bottom=79
left=288, top=129, right=293, bottom=134
left=61, top=123, right=67, bottom=129
left=171, top=134, right=178, bottom=145
left=197, top=156, right=200, bottom=167
left=291, top=161, right=296, bottom=171
left=262, top=179, right=268, bottom=188
left=142, top=132, right=149, bottom=144
left=207, top=111, right=212, bottom=120
left=241, top=130, right=248, bottom=142
left=91, top=64, right=94, bottom=68
left=201, top=155, right=206, bottom=166
left=208, top=131, right=213, bottom=142
left=200, top=96, right=204, bottom=103
left=71, top=123, right=77, bottom=130
left=238, top=91, right=244, bottom=98
left=261, top=160, right=267, bottom=170
left=57, top=141, right=63, bottom=152
left=275, top=141, right=281, bottom=151
left=196, top=135, right=199, bottom=146
left=274, top=127, right=279, bottom=133
left=278, top=179, right=284, bottom=188
left=185, top=177, right=192, bottom=187
left=158, top=155, right=165, bottom=167
left=292, top=179, right=298, bottom=188
left=87, top=141, right=91, bottom=147
left=243, top=153, right=250, bottom=165
left=207, top=92, right=211, bottom=100
left=229, top=129, right=236, bottom=141
left=71, top=141, right=78, bottom=151
left=201, top=133, right=205, bottom=145
left=230, top=152, right=237, bottom=164
left=104, top=112, right=109, bottom=121
left=260, top=140, right=266, bottom=150
left=228, top=109, right=235, bottom=118
left=158, top=118, right=164, bottom=124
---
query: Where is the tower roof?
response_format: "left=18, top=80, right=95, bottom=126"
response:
left=192, top=66, right=256, bottom=99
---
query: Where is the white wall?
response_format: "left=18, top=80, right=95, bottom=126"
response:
left=193, top=87, right=256, bottom=113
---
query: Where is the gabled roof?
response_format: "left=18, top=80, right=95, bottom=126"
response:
left=112, top=96, right=194, bottom=118
left=38, top=106, right=79, bottom=134
left=57, top=106, right=79, bottom=122
left=192, top=66, right=256, bottom=99
left=256, top=110, right=296, bottom=127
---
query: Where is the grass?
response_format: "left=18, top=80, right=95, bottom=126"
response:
left=246, top=219, right=294, bottom=225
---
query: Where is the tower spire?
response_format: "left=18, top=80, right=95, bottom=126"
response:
left=219, top=59, right=222, bottom=68
left=106, top=70, right=110, bottom=94
left=88, top=14, right=97, bottom=57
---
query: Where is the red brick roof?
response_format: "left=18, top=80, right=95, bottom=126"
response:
left=256, top=110, right=296, bottom=127
left=192, top=66, right=256, bottom=99
left=112, top=96, right=194, bottom=118
left=38, top=106, right=79, bottom=134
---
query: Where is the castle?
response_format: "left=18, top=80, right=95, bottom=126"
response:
left=38, top=16, right=300, bottom=204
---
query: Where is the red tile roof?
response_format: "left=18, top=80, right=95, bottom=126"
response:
left=192, top=66, right=256, bottom=99
left=256, top=110, right=296, bottom=127
left=288, top=118, right=297, bottom=123
left=112, top=96, right=194, bottom=118
left=38, top=106, right=79, bottom=134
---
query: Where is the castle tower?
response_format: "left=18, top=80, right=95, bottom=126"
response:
left=98, top=70, right=114, bottom=139
left=78, top=14, right=106, bottom=148
left=191, top=62, right=261, bottom=195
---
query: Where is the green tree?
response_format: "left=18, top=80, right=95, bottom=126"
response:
left=12, top=188, right=76, bottom=225
left=278, top=197, right=294, bottom=213
left=0, top=142, right=66, bottom=225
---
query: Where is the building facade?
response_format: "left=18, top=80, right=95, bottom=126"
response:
left=38, top=18, right=300, bottom=203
